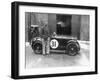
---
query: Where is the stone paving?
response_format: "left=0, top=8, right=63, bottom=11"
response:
left=25, top=41, right=89, bottom=69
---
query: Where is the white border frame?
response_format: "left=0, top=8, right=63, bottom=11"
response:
left=19, top=5, right=95, bottom=76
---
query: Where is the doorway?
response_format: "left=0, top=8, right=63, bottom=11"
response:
left=56, top=14, right=72, bottom=36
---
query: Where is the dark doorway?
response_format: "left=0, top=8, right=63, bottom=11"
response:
left=56, top=14, right=72, bottom=36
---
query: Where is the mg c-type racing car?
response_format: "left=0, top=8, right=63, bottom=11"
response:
left=30, top=25, right=80, bottom=56
left=31, top=35, right=80, bottom=56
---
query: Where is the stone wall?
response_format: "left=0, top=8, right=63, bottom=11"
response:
left=80, top=15, right=90, bottom=41
left=25, top=13, right=90, bottom=42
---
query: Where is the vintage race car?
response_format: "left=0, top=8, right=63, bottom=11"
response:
left=31, top=35, right=80, bottom=56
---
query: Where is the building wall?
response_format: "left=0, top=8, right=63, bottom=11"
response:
left=71, top=15, right=89, bottom=41
left=25, top=12, right=31, bottom=42
left=25, top=13, right=90, bottom=42
left=80, top=15, right=90, bottom=41
left=25, top=13, right=48, bottom=42
left=71, top=15, right=81, bottom=39
left=48, top=14, right=56, bottom=35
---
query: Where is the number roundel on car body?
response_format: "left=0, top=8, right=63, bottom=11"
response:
left=50, top=39, right=59, bottom=49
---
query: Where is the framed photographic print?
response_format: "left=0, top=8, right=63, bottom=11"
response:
left=11, top=1, right=98, bottom=79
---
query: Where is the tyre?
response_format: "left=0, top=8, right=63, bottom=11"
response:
left=66, top=40, right=80, bottom=56
left=32, top=41, right=42, bottom=54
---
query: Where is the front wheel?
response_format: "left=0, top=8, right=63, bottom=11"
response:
left=66, top=42, right=80, bottom=56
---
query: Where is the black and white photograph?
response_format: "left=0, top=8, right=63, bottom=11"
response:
left=11, top=2, right=97, bottom=79
left=25, top=13, right=90, bottom=68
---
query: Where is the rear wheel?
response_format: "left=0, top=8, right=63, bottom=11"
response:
left=32, top=42, right=42, bottom=54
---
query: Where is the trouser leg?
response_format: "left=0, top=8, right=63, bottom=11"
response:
left=46, top=37, right=50, bottom=54
left=42, top=39, right=45, bottom=55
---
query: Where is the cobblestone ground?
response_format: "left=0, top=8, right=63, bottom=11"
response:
left=25, top=41, right=89, bottom=69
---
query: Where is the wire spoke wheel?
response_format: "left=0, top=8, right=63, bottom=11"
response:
left=66, top=42, right=79, bottom=56
left=33, top=43, right=42, bottom=54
